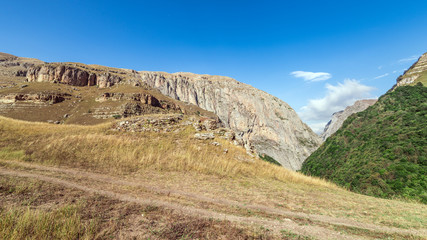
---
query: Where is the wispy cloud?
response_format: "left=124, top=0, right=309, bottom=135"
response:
left=374, top=73, right=389, bottom=79
left=378, top=65, right=383, bottom=70
left=392, top=69, right=406, bottom=74
left=298, top=79, right=375, bottom=134
left=398, top=55, right=419, bottom=63
left=290, top=71, right=331, bottom=82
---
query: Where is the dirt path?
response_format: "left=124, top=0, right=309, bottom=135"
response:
left=1, top=160, right=426, bottom=239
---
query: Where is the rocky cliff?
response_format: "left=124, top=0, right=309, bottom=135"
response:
left=11, top=55, right=321, bottom=170
left=136, top=72, right=322, bottom=170
left=394, top=52, right=427, bottom=88
left=321, top=99, right=377, bottom=141
left=26, top=63, right=129, bottom=88
left=0, top=53, right=44, bottom=77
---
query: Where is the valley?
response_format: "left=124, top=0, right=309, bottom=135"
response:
left=0, top=51, right=426, bottom=239
left=0, top=117, right=426, bottom=239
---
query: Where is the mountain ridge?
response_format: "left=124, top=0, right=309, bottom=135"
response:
left=321, top=99, right=377, bottom=141
left=1, top=52, right=321, bottom=170
left=302, top=52, right=427, bottom=203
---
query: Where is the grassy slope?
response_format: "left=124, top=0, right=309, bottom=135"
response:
left=302, top=84, right=427, bottom=203
left=0, top=115, right=426, bottom=239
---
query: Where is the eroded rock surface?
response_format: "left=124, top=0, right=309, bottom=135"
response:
left=19, top=56, right=322, bottom=170
left=321, top=99, right=377, bottom=141
left=0, top=92, right=70, bottom=104
left=27, top=64, right=122, bottom=88
left=394, top=52, right=427, bottom=88
left=0, top=53, right=44, bottom=77
left=136, top=72, right=321, bottom=170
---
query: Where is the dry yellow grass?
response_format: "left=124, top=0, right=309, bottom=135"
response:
left=0, top=115, right=333, bottom=188
left=1, top=115, right=426, bottom=237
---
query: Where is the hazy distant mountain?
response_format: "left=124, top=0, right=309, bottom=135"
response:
left=321, top=99, right=377, bottom=141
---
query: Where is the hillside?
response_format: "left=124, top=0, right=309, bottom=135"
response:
left=302, top=83, right=427, bottom=203
left=394, top=52, right=427, bottom=88
left=1, top=116, right=426, bottom=239
left=0, top=52, right=321, bottom=170
left=321, top=99, right=377, bottom=141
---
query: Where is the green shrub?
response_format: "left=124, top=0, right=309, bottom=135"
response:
left=302, top=85, right=427, bottom=203
left=259, top=154, right=282, bottom=166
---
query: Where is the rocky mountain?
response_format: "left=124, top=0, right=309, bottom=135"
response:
left=137, top=72, right=321, bottom=170
left=320, top=99, right=377, bottom=141
left=302, top=53, right=427, bottom=203
left=394, top=52, right=427, bottom=88
left=0, top=52, right=321, bottom=170
left=0, top=54, right=216, bottom=125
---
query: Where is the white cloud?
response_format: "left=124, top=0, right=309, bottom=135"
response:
left=378, top=65, right=383, bottom=70
left=398, top=55, right=419, bottom=63
left=299, top=79, right=375, bottom=127
left=374, top=73, right=389, bottom=79
left=291, top=71, right=331, bottom=82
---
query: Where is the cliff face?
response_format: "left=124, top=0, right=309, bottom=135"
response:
left=137, top=72, right=322, bottom=170
left=394, top=52, right=427, bottom=88
left=27, top=64, right=125, bottom=88
left=321, top=99, right=377, bottom=141
left=19, top=58, right=321, bottom=170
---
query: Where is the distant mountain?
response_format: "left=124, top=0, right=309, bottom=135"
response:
left=321, top=99, right=377, bottom=141
left=302, top=53, right=427, bottom=203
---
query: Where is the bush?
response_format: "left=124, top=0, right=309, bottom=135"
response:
left=302, top=85, right=427, bottom=203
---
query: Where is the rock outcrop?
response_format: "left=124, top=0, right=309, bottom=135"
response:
left=96, top=92, right=179, bottom=110
left=20, top=57, right=322, bottom=170
left=27, top=64, right=123, bottom=88
left=0, top=53, right=44, bottom=77
left=320, top=99, right=377, bottom=141
left=0, top=92, right=71, bottom=104
left=394, top=52, right=427, bottom=88
left=136, top=72, right=322, bottom=170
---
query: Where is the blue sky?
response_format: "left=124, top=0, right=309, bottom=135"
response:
left=1, top=0, right=426, bottom=133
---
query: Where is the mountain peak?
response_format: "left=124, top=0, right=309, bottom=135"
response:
left=395, top=52, right=427, bottom=88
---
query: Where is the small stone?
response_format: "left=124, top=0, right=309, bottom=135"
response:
left=63, top=114, right=69, bottom=118
left=54, top=121, right=61, bottom=124
left=194, top=133, right=214, bottom=140
left=211, top=142, right=220, bottom=146
left=21, top=84, right=28, bottom=88
left=193, top=123, right=203, bottom=131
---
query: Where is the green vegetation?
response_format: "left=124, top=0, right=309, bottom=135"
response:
left=302, top=84, right=427, bottom=203
left=259, top=153, right=282, bottom=166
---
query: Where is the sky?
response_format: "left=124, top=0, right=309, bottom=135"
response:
left=1, top=0, right=426, bottom=133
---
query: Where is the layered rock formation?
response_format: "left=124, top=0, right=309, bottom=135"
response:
left=136, top=72, right=322, bottom=170
left=96, top=92, right=179, bottom=110
left=27, top=64, right=125, bottom=88
left=394, top=52, right=427, bottom=88
left=321, top=99, right=377, bottom=141
left=13, top=55, right=321, bottom=170
left=0, top=92, right=70, bottom=104
left=0, top=53, right=44, bottom=77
